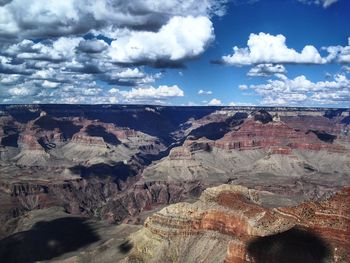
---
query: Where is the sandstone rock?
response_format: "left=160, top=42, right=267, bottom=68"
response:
left=124, top=184, right=350, bottom=263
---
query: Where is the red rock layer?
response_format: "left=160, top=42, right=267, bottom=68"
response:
left=104, top=124, right=138, bottom=139
left=71, top=133, right=106, bottom=146
left=18, top=132, right=43, bottom=151
left=213, top=120, right=345, bottom=153
left=143, top=185, right=350, bottom=263
left=275, top=187, right=350, bottom=261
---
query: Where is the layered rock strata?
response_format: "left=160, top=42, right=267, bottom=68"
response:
left=124, top=184, right=350, bottom=263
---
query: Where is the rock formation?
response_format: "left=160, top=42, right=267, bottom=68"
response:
left=124, top=184, right=350, bottom=263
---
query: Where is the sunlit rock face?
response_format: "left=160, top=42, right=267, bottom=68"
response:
left=124, top=184, right=350, bottom=263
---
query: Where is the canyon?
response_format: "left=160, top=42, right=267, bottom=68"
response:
left=0, top=104, right=349, bottom=262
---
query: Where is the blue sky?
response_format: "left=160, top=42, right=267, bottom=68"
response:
left=0, top=0, right=349, bottom=106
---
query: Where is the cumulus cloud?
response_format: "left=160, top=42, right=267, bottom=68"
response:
left=2, top=82, right=184, bottom=104
left=247, top=64, right=286, bottom=77
left=0, top=0, right=228, bottom=40
left=220, top=33, right=325, bottom=66
left=109, top=16, right=214, bottom=65
left=77, top=39, right=108, bottom=53
left=198, top=89, right=213, bottom=95
left=0, top=0, right=231, bottom=103
left=122, top=85, right=184, bottom=101
left=0, top=73, right=22, bottom=84
left=113, top=68, right=145, bottom=79
left=103, top=68, right=161, bottom=86
left=298, top=0, right=340, bottom=8
left=42, top=80, right=60, bottom=88
left=7, top=86, right=35, bottom=96
left=243, top=74, right=350, bottom=105
left=106, top=85, right=185, bottom=104
left=208, top=98, right=222, bottom=105
left=325, top=37, right=350, bottom=64
left=4, top=37, right=83, bottom=62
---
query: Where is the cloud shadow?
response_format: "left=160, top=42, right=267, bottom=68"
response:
left=246, top=227, right=332, bottom=263
left=0, top=217, right=100, bottom=263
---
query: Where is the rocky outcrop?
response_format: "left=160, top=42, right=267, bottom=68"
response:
left=0, top=173, right=204, bottom=237
left=71, top=133, right=107, bottom=147
left=276, top=187, right=350, bottom=259
left=18, top=132, right=44, bottom=151
left=124, top=184, right=350, bottom=263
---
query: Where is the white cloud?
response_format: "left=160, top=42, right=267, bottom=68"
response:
left=108, top=88, right=119, bottom=94
left=208, top=98, right=222, bottom=105
left=0, top=0, right=227, bottom=39
left=105, top=85, right=185, bottom=104
left=298, top=0, right=340, bottom=8
left=245, top=74, right=350, bottom=105
left=222, top=33, right=325, bottom=66
left=104, top=68, right=161, bottom=86
left=42, top=80, right=60, bottom=88
left=228, top=101, right=256, bottom=106
left=247, top=63, right=286, bottom=77
left=8, top=86, right=35, bottom=96
left=81, top=87, right=102, bottom=96
left=123, top=85, right=184, bottom=101
left=114, top=68, right=145, bottom=78
left=239, top=84, right=249, bottom=90
left=325, top=37, right=350, bottom=63
left=198, top=89, right=213, bottom=95
left=109, top=16, right=214, bottom=64
left=0, top=0, right=230, bottom=103
left=6, top=37, right=83, bottom=62
left=0, top=74, right=21, bottom=84
left=31, top=68, right=55, bottom=79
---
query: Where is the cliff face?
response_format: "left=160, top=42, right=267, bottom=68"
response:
left=124, top=184, right=350, bottom=263
left=142, top=110, right=350, bottom=192
left=208, top=119, right=345, bottom=152
left=0, top=175, right=204, bottom=238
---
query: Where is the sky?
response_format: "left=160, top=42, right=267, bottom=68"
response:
left=0, top=0, right=349, bottom=107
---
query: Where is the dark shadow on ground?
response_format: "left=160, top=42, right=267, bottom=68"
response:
left=1, top=133, right=19, bottom=147
left=70, top=162, right=137, bottom=181
left=86, top=124, right=121, bottom=145
left=188, top=112, right=248, bottom=140
left=0, top=217, right=100, bottom=263
left=34, top=115, right=83, bottom=139
left=34, top=104, right=219, bottom=145
left=341, top=115, right=350, bottom=124
left=119, top=240, right=133, bottom=254
left=246, top=227, right=332, bottom=263
left=69, top=162, right=138, bottom=190
left=307, top=130, right=336, bottom=143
